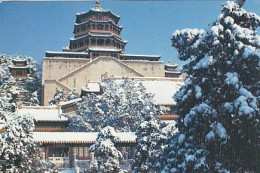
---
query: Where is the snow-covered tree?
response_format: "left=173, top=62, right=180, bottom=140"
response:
left=49, top=88, right=65, bottom=105
left=0, top=54, right=10, bottom=84
left=90, top=126, right=123, bottom=173
left=29, top=91, right=40, bottom=106
left=72, top=77, right=164, bottom=132
left=0, top=54, right=41, bottom=105
left=163, top=1, right=259, bottom=172
left=132, top=113, right=163, bottom=173
left=0, top=114, right=56, bottom=172
left=65, top=88, right=79, bottom=101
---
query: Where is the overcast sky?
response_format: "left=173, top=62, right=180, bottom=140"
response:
left=0, top=0, right=259, bottom=65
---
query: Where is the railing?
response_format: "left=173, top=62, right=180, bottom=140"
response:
left=48, top=157, right=70, bottom=167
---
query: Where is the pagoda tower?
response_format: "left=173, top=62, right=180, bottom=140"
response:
left=64, top=1, right=127, bottom=59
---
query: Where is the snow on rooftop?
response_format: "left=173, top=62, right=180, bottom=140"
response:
left=88, top=47, right=122, bottom=52
left=139, top=80, right=183, bottom=105
left=17, top=106, right=68, bottom=122
left=120, top=54, right=161, bottom=58
left=115, top=78, right=184, bottom=106
left=8, top=65, right=30, bottom=69
left=59, top=98, right=82, bottom=106
left=32, top=132, right=136, bottom=144
left=82, top=82, right=100, bottom=92
left=12, top=57, right=27, bottom=62
left=165, top=63, right=178, bottom=67
left=46, top=51, right=89, bottom=55
left=165, top=71, right=182, bottom=74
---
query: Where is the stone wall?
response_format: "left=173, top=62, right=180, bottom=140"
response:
left=122, top=60, right=165, bottom=77
left=58, top=57, right=144, bottom=94
left=42, top=58, right=90, bottom=84
left=42, top=56, right=166, bottom=105
left=42, top=80, right=72, bottom=106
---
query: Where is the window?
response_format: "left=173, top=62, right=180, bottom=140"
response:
left=97, top=39, right=104, bottom=45
left=79, top=147, right=84, bottom=157
left=97, top=24, right=102, bottom=30
left=91, top=39, right=96, bottom=45
left=74, top=147, right=89, bottom=158
left=106, top=39, right=110, bottom=46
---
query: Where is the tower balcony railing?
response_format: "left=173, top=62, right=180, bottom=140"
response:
left=75, top=29, right=121, bottom=38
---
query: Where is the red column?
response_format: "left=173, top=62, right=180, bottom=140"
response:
left=90, top=52, right=93, bottom=60
left=117, top=53, right=120, bottom=60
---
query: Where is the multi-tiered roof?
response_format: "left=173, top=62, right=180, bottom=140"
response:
left=69, top=1, right=127, bottom=58
left=46, top=2, right=161, bottom=61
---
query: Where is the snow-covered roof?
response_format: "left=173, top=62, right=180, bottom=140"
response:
left=70, top=33, right=127, bottom=43
left=82, top=82, right=100, bottom=92
left=165, top=63, right=178, bottom=67
left=9, top=65, right=30, bottom=69
left=74, top=19, right=123, bottom=29
left=59, top=98, right=82, bottom=106
left=12, top=58, right=27, bottom=62
left=88, top=47, right=122, bottom=52
left=32, top=132, right=136, bottom=144
left=46, top=51, right=89, bottom=55
left=165, top=71, right=182, bottom=74
left=120, top=54, right=161, bottom=58
left=161, top=120, right=176, bottom=124
left=140, top=80, right=183, bottom=105
left=114, top=78, right=184, bottom=106
left=17, top=105, right=68, bottom=122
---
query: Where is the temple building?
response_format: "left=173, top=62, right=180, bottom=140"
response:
left=9, top=57, right=31, bottom=78
left=42, top=2, right=172, bottom=105
left=165, top=63, right=182, bottom=78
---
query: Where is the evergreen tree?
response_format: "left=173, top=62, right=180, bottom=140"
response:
left=132, top=113, right=163, bottom=173
left=65, top=88, right=79, bottom=101
left=49, top=88, right=65, bottom=105
left=90, top=126, right=123, bottom=173
left=71, top=77, right=164, bottom=132
left=29, top=91, right=40, bottom=106
left=0, top=114, right=56, bottom=172
left=163, top=1, right=259, bottom=172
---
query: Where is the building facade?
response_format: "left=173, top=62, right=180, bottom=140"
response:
left=42, top=2, right=168, bottom=105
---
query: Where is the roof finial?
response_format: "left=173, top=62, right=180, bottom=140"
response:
left=95, top=0, right=100, bottom=9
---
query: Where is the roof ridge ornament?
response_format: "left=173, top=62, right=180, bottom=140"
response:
left=95, top=0, right=100, bottom=9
